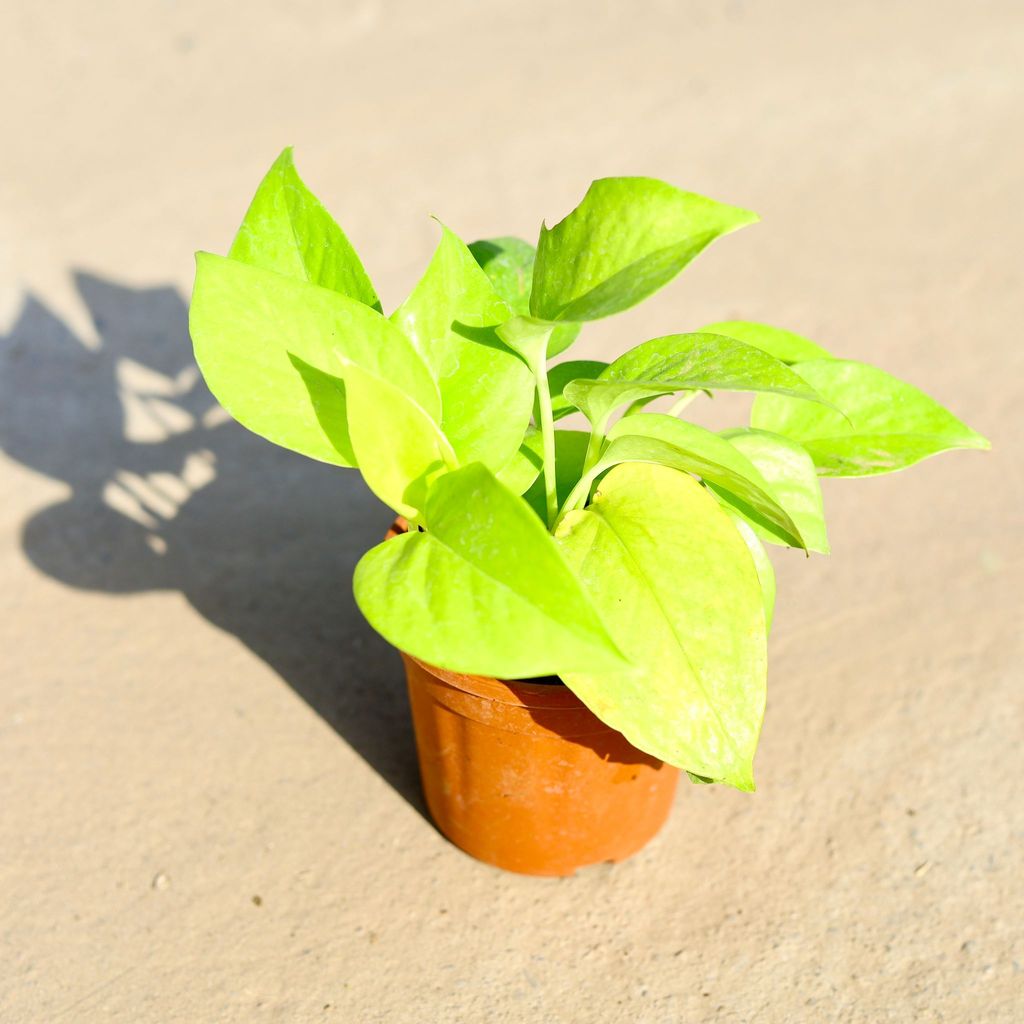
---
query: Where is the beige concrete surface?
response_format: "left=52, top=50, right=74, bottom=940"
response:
left=2, top=2, right=1022, bottom=1021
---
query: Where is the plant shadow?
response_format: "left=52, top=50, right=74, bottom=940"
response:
left=1, top=272, right=427, bottom=818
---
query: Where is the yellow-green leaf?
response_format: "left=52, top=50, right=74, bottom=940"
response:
left=751, top=360, right=990, bottom=476
left=556, top=463, right=767, bottom=789
left=229, top=148, right=379, bottom=308
left=354, top=465, right=627, bottom=678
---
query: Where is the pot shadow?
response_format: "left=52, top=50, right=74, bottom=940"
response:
left=2, top=273, right=426, bottom=817
left=525, top=711, right=666, bottom=770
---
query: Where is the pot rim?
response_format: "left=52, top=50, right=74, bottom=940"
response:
left=403, top=652, right=594, bottom=712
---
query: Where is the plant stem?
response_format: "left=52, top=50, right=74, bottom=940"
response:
left=562, top=415, right=609, bottom=527
left=582, top=425, right=605, bottom=476
left=555, top=468, right=595, bottom=530
left=580, top=401, right=615, bottom=479
left=533, top=358, right=559, bottom=530
left=669, top=391, right=698, bottom=417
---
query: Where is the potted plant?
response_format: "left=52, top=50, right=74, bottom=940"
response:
left=190, top=149, right=989, bottom=876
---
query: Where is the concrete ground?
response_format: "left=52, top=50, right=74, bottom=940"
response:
left=2, top=2, right=1021, bottom=1021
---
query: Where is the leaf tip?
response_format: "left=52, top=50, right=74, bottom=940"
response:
left=274, top=145, right=296, bottom=169
left=735, top=205, right=760, bottom=228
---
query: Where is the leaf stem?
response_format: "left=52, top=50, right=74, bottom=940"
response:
left=533, top=358, right=559, bottom=530
left=555, top=465, right=598, bottom=530
left=669, top=391, right=699, bottom=417
left=582, top=426, right=605, bottom=475
left=580, top=404, right=614, bottom=487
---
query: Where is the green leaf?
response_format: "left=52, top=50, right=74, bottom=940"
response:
left=545, top=359, right=607, bottom=422
left=699, top=320, right=831, bottom=363
left=468, top=236, right=580, bottom=356
left=190, top=253, right=438, bottom=467
left=556, top=463, right=766, bottom=788
left=332, top=358, right=456, bottom=519
left=531, top=177, right=758, bottom=322
left=228, top=148, right=379, bottom=309
left=523, top=429, right=591, bottom=521
left=495, top=426, right=545, bottom=495
left=391, top=224, right=533, bottom=471
left=353, top=464, right=627, bottom=678
left=712, top=428, right=829, bottom=553
left=728, top=514, right=776, bottom=631
left=604, top=414, right=806, bottom=547
left=750, top=360, right=990, bottom=476
left=564, top=332, right=830, bottom=432
left=468, top=236, right=535, bottom=314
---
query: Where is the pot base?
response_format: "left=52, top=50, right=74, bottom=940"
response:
left=402, top=653, right=679, bottom=876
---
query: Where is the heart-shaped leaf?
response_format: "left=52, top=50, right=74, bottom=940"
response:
left=603, top=414, right=807, bottom=547
left=711, top=428, right=829, bottom=553
left=391, top=224, right=533, bottom=472
left=353, top=464, right=627, bottom=678
left=531, top=178, right=758, bottom=322
left=332, top=358, right=456, bottom=519
left=228, top=148, right=379, bottom=309
left=190, top=253, right=438, bottom=467
left=556, top=463, right=766, bottom=789
left=564, top=332, right=830, bottom=432
left=468, top=236, right=579, bottom=356
left=699, top=320, right=831, bottom=363
left=750, top=360, right=990, bottom=476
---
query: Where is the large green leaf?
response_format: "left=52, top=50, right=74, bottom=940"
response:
left=750, top=360, right=990, bottom=476
left=353, top=464, right=627, bottom=678
left=604, top=413, right=806, bottom=547
left=333, top=359, right=456, bottom=519
left=190, top=253, right=438, bottom=467
left=391, top=224, right=533, bottom=471
left=564, top=332, right=830, bottom=432
left=712, top=428, right=829, bottom=553
left=546, top=359, right=607, bottom=422
left=699, top=320, right=831, bottom=363
left=531, top=178, right=758, bottom=322
left=228, top=148, right=379, bottom=309
left=468, top=236, right=580, bottom=356
left=556, top=463, right=766, bottom=788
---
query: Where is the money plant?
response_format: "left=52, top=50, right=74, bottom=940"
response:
left=190, top=149, right=988, bottom=791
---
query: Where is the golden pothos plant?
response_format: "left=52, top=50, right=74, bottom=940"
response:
left=190, top=149, right=988, bottom=790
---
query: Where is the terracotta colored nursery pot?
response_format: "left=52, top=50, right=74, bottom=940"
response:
left=387, top=522, right=680, bottom=876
